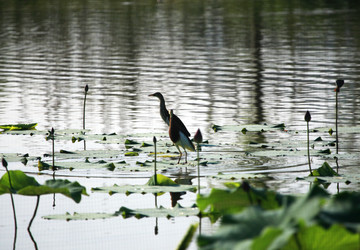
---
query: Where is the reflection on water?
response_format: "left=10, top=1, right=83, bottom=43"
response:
left=1, top=0, right=360, bottom=249
left=0, top=0, right=359, bottom=138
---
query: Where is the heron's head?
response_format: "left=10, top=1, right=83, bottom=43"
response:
left=148, top=92, right=163, bottom=99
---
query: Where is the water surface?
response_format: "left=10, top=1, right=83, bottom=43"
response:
left=1, top=0, right=360, bottom=249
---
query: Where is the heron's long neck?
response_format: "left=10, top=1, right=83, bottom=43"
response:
left=159, top=97, right=170, bottom=125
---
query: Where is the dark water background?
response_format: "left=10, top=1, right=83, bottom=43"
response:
left=1, top=0, right=360, bottom=249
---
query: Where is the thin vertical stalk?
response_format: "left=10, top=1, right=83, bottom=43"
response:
left=50, top=128, right=55, bottom=171
left=153, top=136, right=157, bottom=185
left=2, top=158, right=17, bottom=250
left=307, top=121, right=312, bottom=176
left=194, top=129, right=203, bottom=194
left=305, top=111, right=312, bottom=176
left=335, top=94, right=339, bottom=174
left=83, top=85, right=89, bottom=130
left=28, top=195, right=40, bottom=250
left=335, top=90, right=339, bottom=155
left=197, top=143, right=200, bottom=194
left=10, top=192, right=17, bottom=250
left=334, top=79, right=344, bottom=173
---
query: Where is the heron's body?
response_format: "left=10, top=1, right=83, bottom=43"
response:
left=149, top=92, right=194, bottom=163
left=169, top=110, right=195, bottom=163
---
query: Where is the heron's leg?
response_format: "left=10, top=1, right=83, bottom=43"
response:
left=175, top=145, right=182, bottom=164
left=184, top=149, right=188, bottom=163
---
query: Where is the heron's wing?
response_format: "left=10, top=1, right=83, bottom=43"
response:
left=172, top=114, right=191, bottom=137
left=179, top=131, right=195, bottom=151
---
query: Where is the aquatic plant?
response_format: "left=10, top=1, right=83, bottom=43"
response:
left=48, top=128, right=55, bottom=171
left=83, top=85, right=89, bottom=130
left=2, top=158, right=17, bottom=249
left=334, top=79, right=344, bottom=172
left=305, top=111, right=313, bottom=175
left=334, top=79, right=344, bottom=154
left=191, top=181, right=360, bottom=249
left=194, top=129, right=203, bottom=193
left=0, top=123, right=37, bottom=131
left=153, top=136, right=157, bottom=185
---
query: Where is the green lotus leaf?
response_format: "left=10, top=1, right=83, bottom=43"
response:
left=0, top=170, right=87, bottom=203
left=312, top=162, right=339, bottom=177
left=146, top=174, right=178, bottom=186
left=0, top=123, right=38, bottom=131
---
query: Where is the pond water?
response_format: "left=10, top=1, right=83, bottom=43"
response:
left=1, top=0, right=360, bottom=249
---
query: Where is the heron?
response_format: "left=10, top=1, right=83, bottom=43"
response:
left=149, top=92, right=194, bottom=163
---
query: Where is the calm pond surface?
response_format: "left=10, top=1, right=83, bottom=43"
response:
left=1, top=0, right=360, bottom=249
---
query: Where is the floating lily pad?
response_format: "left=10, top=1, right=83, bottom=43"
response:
left=43, top=160, right=128, bottom=171
left=43, top=212, right=114, bottom=221
left=295, top=162, right=360, bottom=185
left=247, top=148, right=334, bottom=157
left=212, top=123, right=286, bottom=133
left=0, top=123, right=38, bottom=131
left=125, top=139, right=139, bottom=145
left=92, top=184, right=197, bottom=195
left=315, top=126, right=360, bottom=134
left=125, top=151, right=139, bottom=156
left=209, top=173, right=267, bottom=181
left=43, top=204, right=199, bottom=220
left=0, top=153, right=38, bottom=163
left=118, top=204, right=199, bottom=219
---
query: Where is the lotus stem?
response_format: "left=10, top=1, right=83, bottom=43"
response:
left=2, top=158, right=13, bottom=190
left=197, top=143, right=200, bottom=193
left=335, top=79, right=344, bottom=173
left=194, top=129, right=203, bottom=194
left=153, top=136, right=157, bottom=185
left=11, top=191, right=17, bottom=250
left=50, top=128, right=55, bottom=171
left=28, top=195, right=40, bottom=250
left=83, top=85, right=89, bottom=130
left=2, top=158, right=17, bottom=249
left=305, top=111, right=313, bottom=176
left=335, top=90, right=339, bottom=154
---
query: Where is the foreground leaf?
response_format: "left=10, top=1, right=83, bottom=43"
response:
left=0, top=170, right=39, bottom=191
left=177, top=223, right=199, bottom=250
left=196, top=184, right=360, bottom=250
left=0, top=170, right=87, bottom=203
left=196, top=184, right=283, bottom=222
left=283, top=223, right=359, bottom=250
